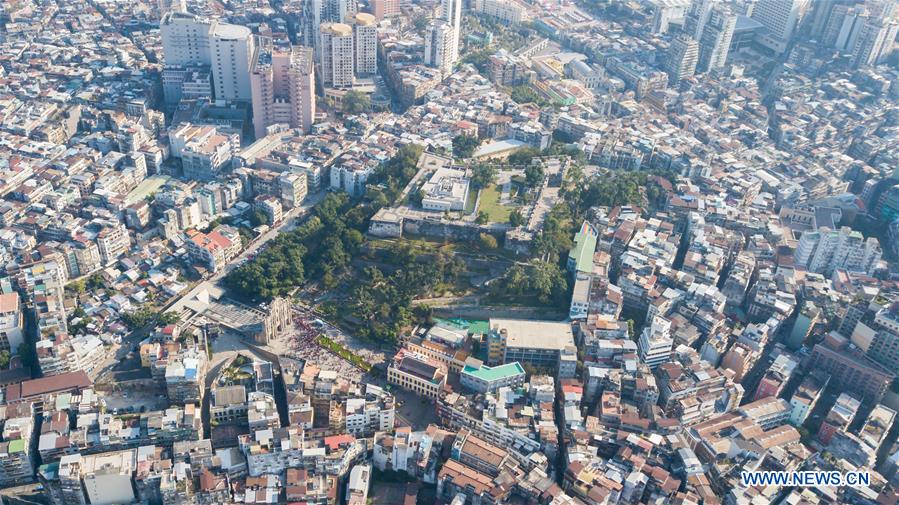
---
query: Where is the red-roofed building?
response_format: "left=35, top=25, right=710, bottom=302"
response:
left=4, top=371, right=92, bottom=412
left=186, top=226, right=242, bottom=273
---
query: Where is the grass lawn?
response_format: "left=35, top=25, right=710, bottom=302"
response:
left=478, top=184, right=518, bottom=223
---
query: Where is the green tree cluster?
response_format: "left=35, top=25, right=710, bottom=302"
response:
left=342, top=91, right=371, bottom=115
left=452, top=134, right=481, bottom=159
left=470, top=163, right=497, bottom=190
left=349, top=252, right=464, bottom=342
left=524, top=164, right=544, bottom=187
left=120, top=308, right=179, bottom=331
left=509, top=210, right=525, bottom=227
left=507, top=147, right=540, bottom=166
left=509, top=85, right=547, bottom=106
left=479, top=233, right=498, bottom=249
left=225, top=145, right=425, bottom=301
left=562, top=168, right=674, bottom=217
left=224, top=193, right=363, bottom=300
left=368, top=144, right=425, bottom=202
left=490, top=261, right=569, bottom=306
left=533, top=204, right=575, bottom=261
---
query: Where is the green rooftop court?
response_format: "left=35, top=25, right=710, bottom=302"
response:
left=7, top=439, right=25, bottom=453
left=568, top=220, right=598, bottom=273
left=462, top=362, right=525, bottom=382
left=433, top=318, right=489, bottom=335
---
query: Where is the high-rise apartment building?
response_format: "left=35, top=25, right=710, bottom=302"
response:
left=664, top=34, right=699, bottom=84
left=440, top=0, right=463, bottom=64
left=865, top=303, right=899, bottom=371
left=851, top=16, right=899, bottom=67
left=306, top=0, right=358, bottom=50
left=425, top=20, right=456, bottom=76
left=160, top=12, right=213, bottom=66
left=638, top=316, right=674, bottom=369
left=353, top=13, right=378, bottom=76
left=160, top=12, right=255, bottom=102
left=251, top=44, right=316, bottom=138
left=751, top=0, right=804, bottom=54
left=794, top=226, right=882, bottom=276
left=371, top=0, right=400, bottom=20
left=210, top=23, right=255, bottom=101
left=684, top=0, right=714, bottom=39
left=651, top=0, right=692, bottom=34
left=320, top=23, right=356, bottom=88
left=697, top=6, right=737, bottom=72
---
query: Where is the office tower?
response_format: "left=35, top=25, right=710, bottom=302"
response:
left=851, top=15, right=899, bottom=67
left=440, top=0, right=463, bottom=64
left=823, top=4, right=868, bottom=50
left=306, top=0, right=358, bottom=50
left=425, top=20, right=456, bottom=75
left=251, top=44, right=316, bottom=138
left=664, top=34, right=699, bottom=84
left=353, top=13, right=378, bottom=76
left=684, top=0, right=714, bottom=39
left=651, top=0, right=692, bottom=34
left=371, top=0, right=400, bottom=20
left=697, top=6, right=737, bottom=72
left=808, top=0, right=847, bottom=40
left=320, top=23, right=355, bottom=88
left=160, top=12, right=256, bottom=103
left=751, top=0, right=804, bottom=54
left=160, top=12, right=214, bottom=66
left=210, top=23, right=255, bottom=101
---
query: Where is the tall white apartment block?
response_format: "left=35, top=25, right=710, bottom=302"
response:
left=440, top=0, right=463, bottom=64
left=425, top=20, right=456, bottom=76
left=306, top=0, right=357, bottom=51
left=795, top=226, right=882, bottom=276
left=664, top=33, right=699, bottom=84
left=353, top=13, right=378, bottom=76
left=251, top=44, right=316, bottom=138
left=161, top=12, right=256, bottom=102
left=160, top=12, right=213, bottom=66
left=852, top=16, right=899, bottom=67
left=211, top=23, right=255, bottom=101
left=320, top=22, right=355, bottom=88
left=697, top=6, right=737, bottom=72
left=651, top=0, right=692, bottom=34
left=638, top=316, right=674, bottom=369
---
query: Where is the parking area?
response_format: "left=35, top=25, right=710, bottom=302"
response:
left=392, top=387, right=440, bottom=430
left=103, top=386, right=169, bottom=415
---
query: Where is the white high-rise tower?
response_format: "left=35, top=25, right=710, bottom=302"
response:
left=440, top=0, right=463, bottom=65
left=352, top=13, right=378, bottom=76
left=320, top=23, right=355, bottom=88
left=425, top=20, right=456, bottom=76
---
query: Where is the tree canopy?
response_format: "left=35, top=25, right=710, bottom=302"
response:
left=524, top=163, right=544, bottom=187
left=490, top=261, right=569, bottom=306
left=452, top=134, right=481, bottom=159
left=470, top=163, right=497, bottom=189
left=508, top=147, right=540, bottom=166
left=342, top=91, right=371, bottom=115
left=225, top=145, right=425, bottom=302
